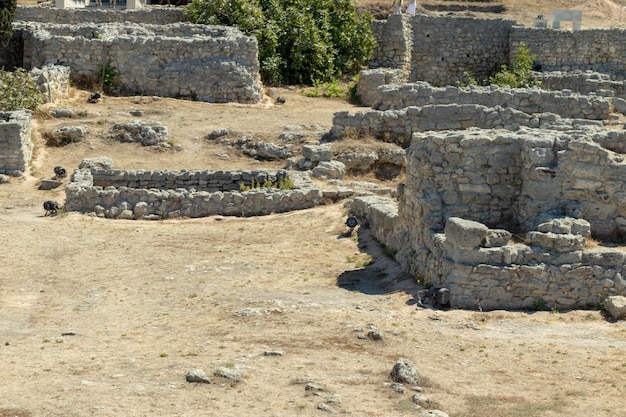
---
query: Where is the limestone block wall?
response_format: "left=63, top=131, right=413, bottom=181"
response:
left=369, top=14, right=412, bottom=76
left=370, top=15, right=626, bottom=87
left=370, top=82, right=612, bottom=120
left=349, top=128, right=626, bottom=310
left=535, top=71, right=626, bottom=98
left=15, top=5, right=186, bottom=25
left=21, top=22, right=263, bottom=103
left=64, top=168, right=351, bottom=219
left=0, top=110, right=33, bottom=176
left=511, top=27, right=626, bottom=80
left=329, top=104, right=603, bottom=142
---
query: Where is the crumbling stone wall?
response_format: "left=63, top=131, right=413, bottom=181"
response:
left=30, top=64, right=71, bottom=103
left=348, top=128, right=626, bottom=310
left=535, top=71, right=626, bottom=97
left=368, top=82, right=612, bottom=120
left=20, top=22, right=263, bottom=103
left=65, top=167, right=352, bottom=219
left=330, top=104, right=602, bottom=142
left=0, top=110, right=33, bottom=176
left=15, top=5, right=186, bottom=25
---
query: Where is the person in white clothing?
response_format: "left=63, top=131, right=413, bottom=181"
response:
left=392, top=0, right=403, bottom=14
left=405, top=0, right=417, bottom=15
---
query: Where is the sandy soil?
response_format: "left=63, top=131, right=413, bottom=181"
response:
left=1, top=86, right=626, bottom=417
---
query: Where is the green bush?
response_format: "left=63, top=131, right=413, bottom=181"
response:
left=488, top=42, right=542, bottom=88
left=0, top=68, right=44, bottom=111
left=0, top=0, right=16, bottom=47
left=185, top=0, right=375, bottom=85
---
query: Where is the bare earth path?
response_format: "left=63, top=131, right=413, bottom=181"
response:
left=1, top=86, right=626, bottom=417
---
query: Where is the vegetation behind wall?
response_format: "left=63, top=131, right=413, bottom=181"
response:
left=184, top=0, right=375, bottom=85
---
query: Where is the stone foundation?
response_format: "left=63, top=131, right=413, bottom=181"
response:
left=65, top=166, right=354, bottom=219
left=0, top=110, right=33, bottom=176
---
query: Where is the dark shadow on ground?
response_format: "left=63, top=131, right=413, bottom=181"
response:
left=336, top=224, right=419, bottom=300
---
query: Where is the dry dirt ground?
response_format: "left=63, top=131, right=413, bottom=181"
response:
left=2, top=2, right=626, bottom=415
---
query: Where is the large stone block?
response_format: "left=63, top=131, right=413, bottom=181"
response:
left=444, top=217, right=489, bottom=249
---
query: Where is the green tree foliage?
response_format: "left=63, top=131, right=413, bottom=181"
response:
left=0, top=68, right=44, bottom=111
left=488, top=42, right=542, bottom=88
left=0, top=0, right=16, bottom=48
left=185, top=0, right=375, bottom=85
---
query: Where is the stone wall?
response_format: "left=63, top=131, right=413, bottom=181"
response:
left=15, top=4, right=187, bottom=25
left=0, top=110, right=33, bottom=176
left=20, top=22, right=263, bottom=103
left=370, top=15, right=626, bottom=87
left=329, top=104, right=603, bottom=142
left=368, top=82, right=613, bottom=120
left=511, top=27, right=626, bottom=80
left=535, top=71, right=626, bottom=97
left=348, top=128, right=626, bottom=310
left=65, top=167, right=353, bottom=219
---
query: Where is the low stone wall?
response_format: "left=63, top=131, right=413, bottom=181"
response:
left=0, top=110, right=33, bottom=176
left=368, top=82, right=613, bottom=120
left=15, top=4, right=187, bottom=25
left=347, top=128, right=626, bottom=310
left=20, top=22, right=263, bottom=103
left=356, top=68, right=406, bottom=108
left=535, top=71, right=626, bottom=98
left=329, top=104, right=603, bottom=142
left=65, top=167, right=353, bottom=219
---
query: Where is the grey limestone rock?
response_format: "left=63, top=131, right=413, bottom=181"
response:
left=444, top=217, right=489, bottom=249
left=390, top=358, right=420, bottom=385
left=79, top=156, right=113, bottom=170
left=603, top=296, right=626, bottom=320
left=312, top=161, right=345, bottom=180
left=186, top=369, right=211, bottom=384
left=302, top=144, right=332, bottom=162
left=0, top=174, right=9, bottom=184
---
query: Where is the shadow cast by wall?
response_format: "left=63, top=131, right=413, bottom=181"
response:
left=336, top=225, right=417, bottom=298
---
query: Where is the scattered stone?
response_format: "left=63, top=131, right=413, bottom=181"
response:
left=367, top=330, right=384, bottom=341
left=214, top=366, right=243, bottom=382
left=186, top=369, right=211, bottom=384
left=305, top=382, right=328, bottom=392
left=390, top=358, right=420, bottom=385
left=324, top=395, right=341, bottom=404
left=317, top=402, right=336, bottom=414
left=61, top=332, right=76, bottom=336
left=465, top=321, right=480, bottom=330
left=428, top=314, right=442, bottom=321
left=0, top=174, right=10, bottom=184
left=79, top=156, right=114, bottom=170
left=389, top=382, right=406, bottom=393
left=50, top=108, right=75, bottom=118
left=302, top=144, right=332, bottom=162
left=412, top=393, right=431, bottom=407
left=264, top=350, right=283, bottom=356
left=207, top=128, right=229, bottom=140
left=129, top=109, right=144, bottom=117
left=603, top=296, right=626, bottom=320
left=109, top=121, right=168, bottom=146
left=312, top=161, right=346, bottom=180
left=241, top=141, right=293, bottom=160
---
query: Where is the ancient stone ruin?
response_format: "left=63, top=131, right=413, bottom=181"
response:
left=346, top=14, right=626, bottom=311
left=3, top=7, right=626, bottom=311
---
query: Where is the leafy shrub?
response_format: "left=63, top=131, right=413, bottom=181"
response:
left=239, top=174, right=294, bottom=192
left=185, top=0, right=375, bottom=85
left=98, top=62, right=119, bottom=88
left=488, top=42, right=542, bottom=88
left=0, top=68, right=44, bottom=111
left=0, top=0, right=17, bottom=47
